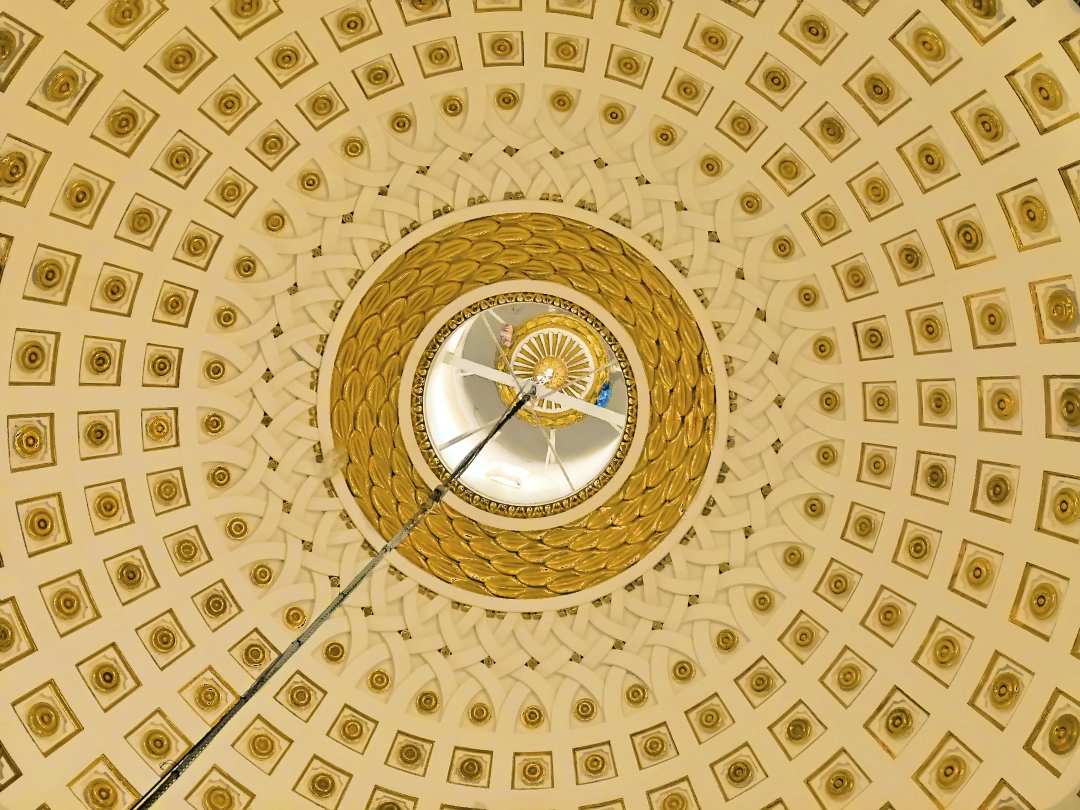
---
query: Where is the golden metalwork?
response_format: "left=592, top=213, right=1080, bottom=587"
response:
left=250, top=564, right=273, bottom=587
left=288, top=683, right=312, bottom=708
left=800, top=16, right=828, bottom=43
left=936, top=755, right=966, bottom=789
left=1049, top=713, right=1079, bottom=754
left=1017, top=196, right=1048, bottom=232
left=52, top=587, right=81, bottom=619
left=786, top=717, right=811, bottom=741
left=521, top=704, right=545, bottom=727
left=0, top=30, right=16, bottom=63
left=1047, top=290, right=1077, bottom=328
left=216, top=91, right=242, bottom=116
left=457, top=755, right=484, bottom=782
left=603, top=103, right=626, bottom=124
left=917, top=143, right=944, bottom=174
left=908, top=534, right=930, bottom=560
left=1060, top=389, right=1080, bottom=425
left=820, top=389, right=841, bottom=412
left=298, top=170, right=321, bottom=193
left=816, top=444, right=836, bottom=466
left=980, top=303, right=1006, bottom=334
left=990, top=388, right=1015, bottom=419
left=495, top=89, right=518, bottom=110
left=864, top=73, right=892, bottom=105
left=866, top=452, right=889, bottom=476
left=273, top=45, right=300, bottom=71
left=966, top=0, right=996, bottom=18
left=184, top=233, right=208, bottom=256
left=731, top=114, right=754, bottom=137
left=248, top=731, right=275, bottom=759
left=750, top=671, right=773, bottom=693
left=161, top=292, right=186, bottom=315
left=441, top=96, right=463, bottom=116
left=310, top=94, right=335, bottom=116
left=582, top=752, right=606, bottom=776
left=85, top=778, right=119, bottom=810
left=753, top=590, right=774, bottom=611
left=897, top=245, right=922, bottom=271
left=174, top=537, right=199, bottom=563
left=700, top=155, right=723, bottom=177
left=25, top=507, right=54, bottom=539
left=339, top=716, right=365, bottom=741
left=829, top=572, right=849, bottom=594
left=202, top=786, right=234, bottom=810
left=933, top=635, right=960, bottom=666
left=492, top=312, right=610, bottom=428
left=864, top=178, right=890, bottom=205
left=784, top=546, right=804, bottom=567
left=654, top=124, right=677, bottom=145
left=699, top=706, right=722, bottom=729
left=616, top=54, right=640, bottom=75
left=924, top=462, right=948, bottom=490
left=195, top=683, right=220, bottom=709
left=232, top=0, right=262, bottom=17
left=642, top=734, right=667, bottom=758
left=102, top=275, right=127, bottom=302
left=490, top=37, right=515, bottom=57
left=331, top=215, right=714, bottom=597
left=203, top=413, right=225, bottom=435
left=0, top=617, right=16, bottom=651
left=416, top=690, right=439, bottom=713
left=878, top=602, right=902, bottom=627
left=804, top=496, right=825, bottom=518
left=826, top=770, right=855, bottom=797
left=428, top=45, right=451, bottom=65
left=92, top=661, right=121, bottom=692
left=207, top=465, right=231, bottom=488
left=65, top=180, right=94, bottom=211
left=109, top=0, right=143, bottom=26
left=33, top=258, right=63, bottom=288
left=913, top=28, right=945, bottom=61
left=215, top=306, right=238, bottom=328
left=45, top=68, right=79, bottom=101
left=116, top=560, right=143, bottom=588
left=551, top=90, right=574, bottom=112
left=150, top=625, right=176, bottom=653
left=989, top=671, right=1021, bottom=707
left=105, top=109, right=138, bottom=142
left=672, top=660, right=695, bottom=682
left=820, top=117, right=844, bottom=143
left=323, top=640, right=345, bottom=663
left=148, top=353, right=174, bottom=377
left=143, top=729, right=172, bottom=759
left=573, top=698, right=595, bottom=721
left=854, top=515, right=875, bottom=537
left=763, top=68, right=789, bottom=93
left=470, top=702, right=492, bottom=724
left=794, top=625, right=815, bottom=647
left=740, top=192, right=762, bottom=214
left=203, top=593, right=228, bottom=618
left=13, top=424, right=44, bottom=458
left=885, top=706, right=913, bottom=737
left=1030, top=72, right=1063, bottom=111
left=283, top=605, right=307, bottom=629
left=1030, top=582, right=1059, bottom=618
left=661, top=794, right=688, bottom=810
left=398, top=742, right=423, bottom=767
left=701, top=27, right=726, bottom=50
left=836, top=663, right=861, bottom=691
left=870, top=388, right=892, bottom=413
left=28, top=702, right=60, bottom=736
left=242, top=643, right=266, bottom=667
left=367, top=669, right=390, bottom=691
left=779, top=159, right=801, bottom=181
left=342, top=136, right=365, bottom=157
left=630, top=0, right=658, bottom=21
left=520, top=758, right=546, bottom=784
left=264, top=211, right=286, bottom=232
left=813, top=336, right=834, bottom=359
left=726, top=759, right=753, bottom=785
left=163, top=44, right=195, bottom=72
left=225, top=516, right=248, bottom=539
left=966, top=557, right=993, bottom=588
left=955, top=220, right=984, bottom=251
left=95, top=491, right=121, bottom=520
left=260, top=133, right=283, bottom=155
left=974, top=108, right=1003, bottom=141
left=625, top=684, right=648, bottom=706
left=814, top=208, right=837, bottom=231
left=338, top=10, right=364, bottom=34
left=985, top=474, right=1011, bottom=505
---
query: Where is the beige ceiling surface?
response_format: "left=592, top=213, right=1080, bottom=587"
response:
left=2, top=0, right=1080, bottom=809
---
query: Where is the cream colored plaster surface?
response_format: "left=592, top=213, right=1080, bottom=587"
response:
left=2, top=0, right=1080, bottom=809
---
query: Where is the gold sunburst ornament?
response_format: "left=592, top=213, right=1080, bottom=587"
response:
left=494, top=312, right=609, bottom=428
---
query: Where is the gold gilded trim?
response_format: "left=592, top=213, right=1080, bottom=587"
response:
left=331, top=213, right=716, bottom=598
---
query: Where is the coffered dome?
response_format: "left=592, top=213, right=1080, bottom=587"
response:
left=1, top=1, right=1079, bottom=809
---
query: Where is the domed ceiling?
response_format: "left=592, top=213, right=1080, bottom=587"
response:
left=2, top=0, right=1080, bottom=809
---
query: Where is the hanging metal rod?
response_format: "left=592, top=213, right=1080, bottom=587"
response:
left=129, top=379, right=543, bottom=809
